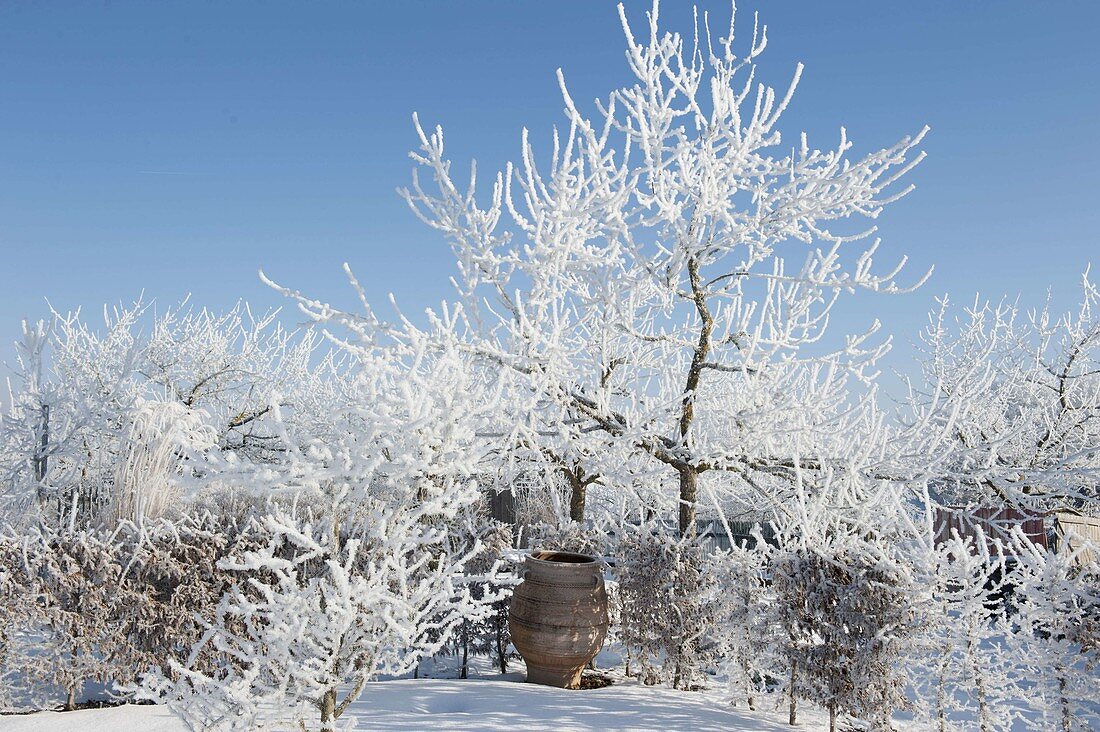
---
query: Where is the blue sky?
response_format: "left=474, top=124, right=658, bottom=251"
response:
left=1, top=1, right=1098, bottom=387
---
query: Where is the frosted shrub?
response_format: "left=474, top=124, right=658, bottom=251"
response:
left=769, top=543, right=918, bottom=732
left=109, top=399, right=217, bottom=525
left=118, top=513, right=264, bottom=685
left=0, top=528, right=33, bottom=711
left=617, top=527, right=718, bottom=690
left=0, top=525, right=129, bottom=711
left=0, top=515, right=258, bottom=711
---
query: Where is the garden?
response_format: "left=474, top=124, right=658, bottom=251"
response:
left=1, top=2, right=1098, bottom=731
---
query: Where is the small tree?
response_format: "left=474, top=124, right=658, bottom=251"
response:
left=1005, top=531, right=1100, bottom=731
left=910, top=529, right=1019, bottom=732
left=141, top=339, right=507, bottom=731
left=452, top=517, right=514, bottom=678
left=712, top=536, right=773, bottom=711
left=140, top=502, right=493, bottom=731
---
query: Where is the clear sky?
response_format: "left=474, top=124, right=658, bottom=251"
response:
left=1, top=1, right=1098, bottom=388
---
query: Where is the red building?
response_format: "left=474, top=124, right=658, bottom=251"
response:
left=933, top=506, right=1048, bottom=554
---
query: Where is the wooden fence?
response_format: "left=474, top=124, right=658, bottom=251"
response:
left=1054, top=512, right=1100, bottom=566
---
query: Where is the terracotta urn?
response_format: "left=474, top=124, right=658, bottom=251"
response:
left=508, top=550, right=609, bottom=689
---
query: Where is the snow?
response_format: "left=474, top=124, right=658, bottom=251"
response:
left=0, top=704, right=184, bottom=732
left=346, top=676, right=823, bottom=731
left=0, top=675, right=832, bottom=731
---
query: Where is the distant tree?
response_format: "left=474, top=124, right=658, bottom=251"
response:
left=0, top=300, right=346, bottom=530
left=908, top=270, right=1100, bottom=513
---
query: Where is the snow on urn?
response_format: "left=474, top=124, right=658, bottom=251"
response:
left=508, top=550, right=609, bottom=689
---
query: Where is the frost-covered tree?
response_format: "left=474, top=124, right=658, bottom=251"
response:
left=910, top=530, right=1019, bottom=732
left=712, top=535, right=773, bottom=711
left=141, top=342, right=507, bottom=731
left=141, top=505, right=488, bottom=731
left=908, top=270, right=1100, bottom=513
left=268, top=0, right=929, bottom=539
left=0, top=315, right=138, bottom=527
left=0, top=300, right=345, bottom=530
left=450, top=516, right=515, bottom=677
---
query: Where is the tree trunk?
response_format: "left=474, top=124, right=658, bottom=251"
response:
left=319, top=525, right=341, bottom=731
left=788, top=662, right=797, bottom=726
left=976, top=674, right=989, bottom=732
left=568, top=476, right=587, bottom=523
left=936, top=645, right=949, bottom=732
left=35, top=403, right=52, bottom=518
left=676, top=253, right=710, bottom=539
left=320, top=688, right=337, bottom=730
left=970, top=630, right=989, bottom=732
left=65, top=685, right=76, bottom=712
left=496, top=615, right=508, bottom=674
left=829, top=705, right=837, bottom=732
left=744, top=661, right=756, bottom=710
left=35, top=404, right=49, bottom=483
left=1059, top=675, right=1070, bottom=732
left=460, top=621, right=469, bottom=679
left=678, top=467, right=697, bottom=538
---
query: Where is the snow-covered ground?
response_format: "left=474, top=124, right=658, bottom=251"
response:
left=1, top=653, right=835, bottom=732
left=0, top=704, right=183, bottom=732
left=0, top=674, right=830, bottom=731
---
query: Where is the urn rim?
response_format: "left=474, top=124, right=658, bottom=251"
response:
left=527, top=549, right=598, bottom=565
